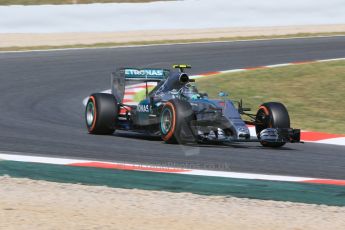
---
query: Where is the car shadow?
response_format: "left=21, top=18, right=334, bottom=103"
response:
left=113, top=131, right=299, bottom=150
left=114, top=132, right=161, bottom=141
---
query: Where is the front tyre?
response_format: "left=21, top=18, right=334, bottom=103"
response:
left=160, top=99, right=196, bottom=144
left=85, top=93, right=118, bottom=135
left=255, top=102, right=290, bottom=147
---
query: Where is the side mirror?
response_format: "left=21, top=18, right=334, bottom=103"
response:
left=199, top=92, right=208, bottom=98
left=218, top=91, right=229, bottom=97
left=238, top=99, right=251, bottom=113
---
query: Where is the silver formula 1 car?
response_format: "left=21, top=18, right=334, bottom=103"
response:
left=85, top=65, right=300, bottom=147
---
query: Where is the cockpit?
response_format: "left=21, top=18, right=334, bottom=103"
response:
left=180, top=83, right=201, bottom=99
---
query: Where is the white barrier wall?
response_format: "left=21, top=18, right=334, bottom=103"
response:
left=0, top=0, right=344, bottom=33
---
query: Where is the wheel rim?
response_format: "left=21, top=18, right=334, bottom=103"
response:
left=255, top=108, right=269, bottom=136
left=161, top=108, right=172, bottom=135
left=86, top=101, right=95, bottom=127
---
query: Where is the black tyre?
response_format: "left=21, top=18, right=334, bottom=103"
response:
left=255, top=102, right=290, bottom=147
left=85, top=93, right=118, bottom=134
left=160, top=99, right=196, bottom=144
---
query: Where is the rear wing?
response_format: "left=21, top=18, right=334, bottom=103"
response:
left=111, top=68, right=170, bottom=103
left=123, top=68, right=170, bottom=81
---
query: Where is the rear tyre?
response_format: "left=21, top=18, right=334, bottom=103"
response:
left=85, top=93, right=118, bottom=135
left=160, top=99, right=196, bottom=144
left=255, top=102, right=290, bottom=147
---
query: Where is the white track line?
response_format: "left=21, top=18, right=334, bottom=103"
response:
left=2, top=151, right=345, bottom=186
left=0, top=152, right=315, bottom=182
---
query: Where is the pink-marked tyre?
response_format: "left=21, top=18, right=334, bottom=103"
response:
left=160, top=99, right=196, bottom=144
left=85, top=93, right=118, bottom=135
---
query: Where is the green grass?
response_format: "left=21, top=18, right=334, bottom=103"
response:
left=0, top=0, right=164, bottom=5
left=1, top=32, right=345, bottom=52
left=195, top=60, right=345, bottom=134
left=133, top=86, right=155, bottom=102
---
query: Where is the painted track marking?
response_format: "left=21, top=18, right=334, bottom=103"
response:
left=1, top=152, right=345, bottom=186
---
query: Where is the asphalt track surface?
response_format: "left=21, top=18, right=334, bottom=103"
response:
left=1, top=36, right=345, bottom=179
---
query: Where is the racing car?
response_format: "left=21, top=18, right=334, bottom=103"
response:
left=85, top=65, right=300, bottom=147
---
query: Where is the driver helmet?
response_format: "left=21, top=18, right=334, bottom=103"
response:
left=182, top=83, right=200, bottom=99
